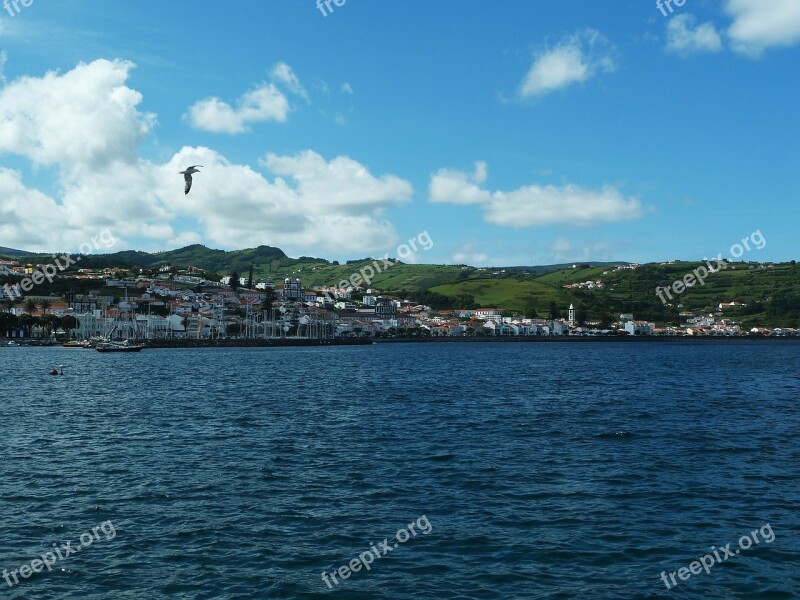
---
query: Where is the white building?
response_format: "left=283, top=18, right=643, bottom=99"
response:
left=624, top=321, right=653, bottom=336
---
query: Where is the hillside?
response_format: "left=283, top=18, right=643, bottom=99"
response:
left=423, top=260, right=800, bottom=328
left=1, top=242, right=798, bottom=328
left=0, top=246, right=33, bottom=257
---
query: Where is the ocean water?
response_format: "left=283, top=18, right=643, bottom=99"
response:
left=1, top=341, right=799, bottom=599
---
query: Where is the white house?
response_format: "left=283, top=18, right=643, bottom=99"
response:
left=624, top=321, right=652, bottom=336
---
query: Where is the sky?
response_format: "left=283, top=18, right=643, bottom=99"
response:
left=0, top=0, right=798, bottom=266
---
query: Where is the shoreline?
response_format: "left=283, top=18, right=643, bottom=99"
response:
left=143, top=338, right=374, bottom=348
left=3, top=336, right=798, bottom=349
left=372, top=335, right=799, bottom=344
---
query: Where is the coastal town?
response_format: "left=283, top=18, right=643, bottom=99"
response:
left=0, top=257, right=796, bottom=343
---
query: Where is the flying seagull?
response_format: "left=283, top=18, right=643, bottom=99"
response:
left=179, top=165, right=203, bottom=195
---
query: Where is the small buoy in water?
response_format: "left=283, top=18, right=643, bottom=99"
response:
left=48, top=365, right=64, bottom=376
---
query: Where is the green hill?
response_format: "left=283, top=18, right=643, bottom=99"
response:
left=0, top=246, right=33, bottom=257
left=2, top=242, right=798, bottom=328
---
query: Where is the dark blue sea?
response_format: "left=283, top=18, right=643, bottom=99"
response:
left=1, top=341, right=799, bottom=599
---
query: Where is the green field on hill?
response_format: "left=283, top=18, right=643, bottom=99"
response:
left=2, top=243, right=798, bottom=328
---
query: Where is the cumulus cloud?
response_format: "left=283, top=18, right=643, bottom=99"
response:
left=0, top=58, right=155, bottom=170
left=487, top=184, right=642, bottom=228
left=160, top=149, right=407, bottom=254
left=429, top=162, right=643, bottom=228
left=725, top=0, right=800, bottom=56
left=262, top=150, right=412, bottom=216
left=186, top=84, right=289, bottom=134
left=666, top=14, right=723, bottom=55
left=451, top=241, right=489, bottom=265
left=429, top=161, right=490, bottom=205
left=519, top=29, right=617, bottom=99
left=186, top=62, right=307, bottom=134
left=0, top=168, right=68, bottom=250
left=271, top=62, right=309, bottom=103
left=0, top=59, right=170, bottom=250
left=0, top=59, right=413, bottom=256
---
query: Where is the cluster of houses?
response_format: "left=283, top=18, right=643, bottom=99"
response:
left=1, top=259, right=797, bottom=339
left=563, top=280, right=605, bottom=290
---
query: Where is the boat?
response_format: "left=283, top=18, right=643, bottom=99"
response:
left=95, top=291, right=146, bottom=352
left=95, top=340, right=145, bottom=353
left=62, top=340, right=85, bottom=348
left=6, top=341, right=20, bottom=346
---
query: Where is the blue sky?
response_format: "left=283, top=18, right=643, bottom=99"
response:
left=0, top=0, right=798, bottom=266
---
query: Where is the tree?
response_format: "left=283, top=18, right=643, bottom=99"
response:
left=549, top=300, right=560, bottom=320
left=39, top=314, right=57, bottom=337
left=229, top=271, right=240, bottom=293
left=262, top=286, right=276, bottom=314
left=61, top=315, right=78, bottom=336
left=39, top=299, right=51, bottom=314
left=24, top=298, right=38, bottom=315
left=17, top=313, right=37, bottom=337
left=0, top=312, right=18, bottom=337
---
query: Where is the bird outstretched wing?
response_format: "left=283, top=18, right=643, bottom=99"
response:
left=184, top=172, right=193, bottom=195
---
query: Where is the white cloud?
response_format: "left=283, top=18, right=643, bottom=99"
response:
left=0, top=168, right=68, bottom=250
left=519, top=29, right=617, bottom=99
left=136, top=148, right=412, bottom=255
left=0, top=58, right=154, bottom=170
left=261, top=150, right=412, bottom=216
left=186, top=83, right=289, bottom=134
left=271, top=62, right=309, bottom=103
left=341, top=82, right=353, bottom=95
left=166, top=231, right=204, bottom=249
left=0, top=59, right=413, bottom=256
left=186, top=62, right=308, bottom=134
left=725, top=0, right=800, bottom=56
left=451, top=241, right=489, bottom=265
left=429, top=162, right=643, bottom=228
left=429, top=161, right=490, bottom=205
left=666, top=14, right=723, bottom=55
left=0, top=51, right=7, bottom=84
left=487, top=184, right=642, bottom=228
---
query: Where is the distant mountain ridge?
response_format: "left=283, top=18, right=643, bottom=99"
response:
left=0, top=246, right=34, bottom=257
left=1, top=242, right=625, bottom=273
left=0, top=243, right=294, bottom=272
